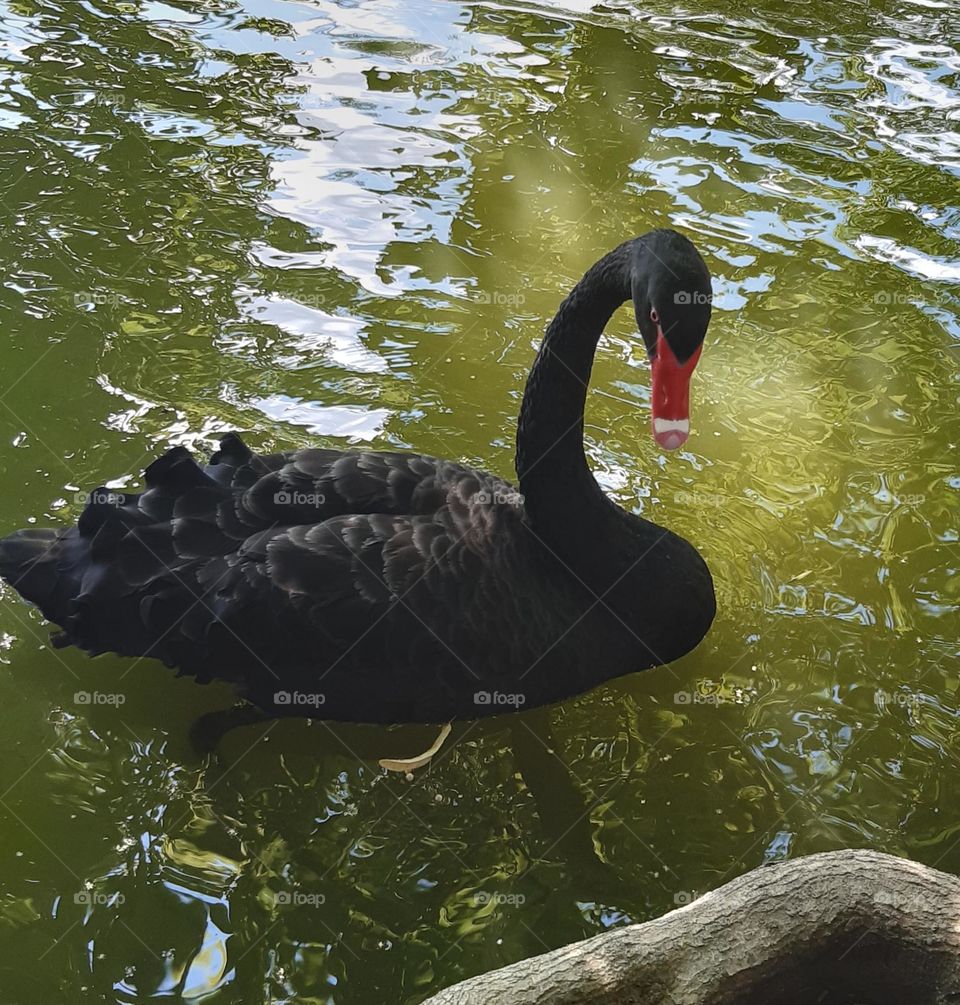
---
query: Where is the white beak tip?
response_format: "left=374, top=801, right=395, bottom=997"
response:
left=653, top=418, right=690, bottom=450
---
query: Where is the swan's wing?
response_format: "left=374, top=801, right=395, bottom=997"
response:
left=211, top=507, right=488, bottom=656
left=0, top=434, right=522, bottom=719
left=131, top=469, right=510, bottom=719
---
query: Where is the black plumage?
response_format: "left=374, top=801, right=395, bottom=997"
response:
left=0, top=231, right=717, bottom=724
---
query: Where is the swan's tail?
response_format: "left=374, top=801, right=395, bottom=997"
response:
left=0, top=443, right=243, bottom=660
left=0, top=528, right=60, bottom=602
left=0, top=527, right=84, bottom=634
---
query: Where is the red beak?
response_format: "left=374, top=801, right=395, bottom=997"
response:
left=651, top=330, right=702, bottom=450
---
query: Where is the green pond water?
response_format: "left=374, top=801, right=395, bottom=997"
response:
left=0, top=0, right=957, bottom=1001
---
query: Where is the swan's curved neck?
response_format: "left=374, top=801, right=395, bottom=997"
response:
left=512, top=235, right=716, bottom=665
left=515, top=241, right=634, bottom=529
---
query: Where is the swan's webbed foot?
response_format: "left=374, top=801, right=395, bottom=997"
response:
left=378, top=722, right=452, bottom=774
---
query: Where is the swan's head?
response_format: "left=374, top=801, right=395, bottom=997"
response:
left=632, top=231, right=712, bottom=450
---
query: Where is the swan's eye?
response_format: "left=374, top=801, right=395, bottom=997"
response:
left=650, top=309, right=659, bottom=324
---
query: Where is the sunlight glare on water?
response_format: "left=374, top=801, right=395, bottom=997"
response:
left=0, top=0, right=956, bottom=1001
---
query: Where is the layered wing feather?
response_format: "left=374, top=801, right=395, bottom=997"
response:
left=0, top=433, right=538, bottom=722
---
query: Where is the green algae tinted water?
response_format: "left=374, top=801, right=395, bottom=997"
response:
left=0, top=0, right=956, bottom=1001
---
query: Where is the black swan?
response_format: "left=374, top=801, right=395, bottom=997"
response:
left=0, top=230, right=715, bottom=737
